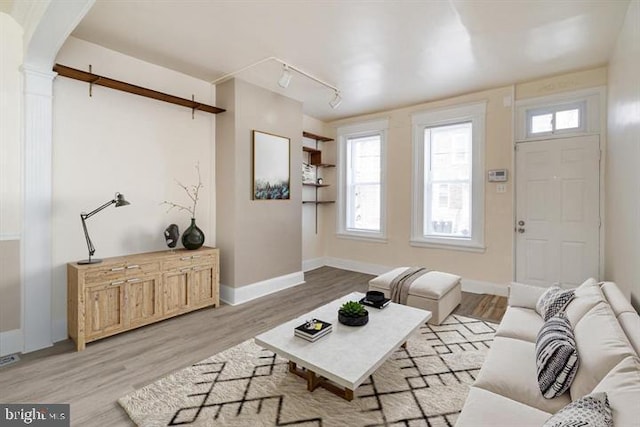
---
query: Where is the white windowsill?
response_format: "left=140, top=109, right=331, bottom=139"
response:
left=336, top=232, right=388, bottom=244
left=410, top=238, right=486, bottom=253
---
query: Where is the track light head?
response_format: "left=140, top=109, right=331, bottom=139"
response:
left=278, top=65, right=292, bottom=88
left=329, top=91, right=342, bottom=109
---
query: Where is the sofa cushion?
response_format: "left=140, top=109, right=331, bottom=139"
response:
left=536, top=286, right=576, bottom=321
left=618, top=312, right=640, bottom=356
left=571, top=302, right=636, bottom=399
left=536, top=313, right=580, bottom=398
left=496, top=306, right=544, bottom=343
left=564, top=278, right=604, bottom=326
left=542, top=392, right=613, bottom=427
left=509, top=282, right=548, bottom=310
left=600, top=281, right=636, bottom=317
left=592, top=356, right=640, bottom=427
left=456, top=387, right=552, bottom=427
left=474, top=336, right=571, bottom=413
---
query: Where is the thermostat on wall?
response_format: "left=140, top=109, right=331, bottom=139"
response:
left=488, top=169, right=508, bottom=182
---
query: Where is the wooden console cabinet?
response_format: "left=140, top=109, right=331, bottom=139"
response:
left=67, top=246, right=219, bottom=351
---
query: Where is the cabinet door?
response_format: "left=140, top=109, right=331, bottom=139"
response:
left=190, top=265, right=215, bottom=308
left=162, top=270, right=189, bottom=316
left=85, top=281, right=126, bottom=340
left=127, top=274, right=162, bottom=327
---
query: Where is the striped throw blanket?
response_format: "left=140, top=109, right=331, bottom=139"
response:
left=389, top=267, right=429, bottom=305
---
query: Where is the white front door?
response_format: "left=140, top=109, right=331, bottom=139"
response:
left=515, top=135, right=600, bottom=287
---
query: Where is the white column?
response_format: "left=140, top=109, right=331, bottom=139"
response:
left=22, top=65, right=56, bottom=352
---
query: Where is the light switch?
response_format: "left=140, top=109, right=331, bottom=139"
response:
left=496, top=183, right=507, bottom=193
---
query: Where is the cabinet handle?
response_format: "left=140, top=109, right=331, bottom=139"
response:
left=127, top=278, right=142, bottom=283
left=180, top=267, right=192, bottom=272
left=180, top=256, right=191, bottom=261
left=191, top=255, right=201, bottom=259
left=111, top=267, right=125, bottom=272
left=111, top=280, right=125, bottom=286
left=126, top=264, right=140, bottom=269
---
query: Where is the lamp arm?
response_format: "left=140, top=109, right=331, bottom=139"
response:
left=83, top=199, right=116, bottom=219
left=80, top=213, right=95, bottom=258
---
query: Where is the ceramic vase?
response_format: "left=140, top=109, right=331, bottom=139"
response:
left=182, top=218, right=205, bottom=250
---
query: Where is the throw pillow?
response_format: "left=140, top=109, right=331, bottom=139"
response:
left=543, top=392, right=613, bottom=427
left=536, top=286, right=576, bottom=321
left=536, top=312, right=580, bottom=398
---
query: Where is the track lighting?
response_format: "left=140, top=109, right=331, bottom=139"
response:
left=211, top=57, right=343, bottom=110
left=329, top=91, right=342, bottom=109
left=278, top=65, right=292, bottom=88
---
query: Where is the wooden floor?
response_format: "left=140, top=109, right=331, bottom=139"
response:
left=0, top=267, right=507, bottom=426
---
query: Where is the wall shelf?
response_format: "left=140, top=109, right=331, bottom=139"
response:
left=302, top=131, right=335, bottom=234
left=53, top=64, right=226, bottom=115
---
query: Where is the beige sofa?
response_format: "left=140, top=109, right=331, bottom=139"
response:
left=457, top=279, right=640, bottom=426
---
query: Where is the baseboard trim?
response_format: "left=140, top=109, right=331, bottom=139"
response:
left=302, top=257, right=325, bottom=272
left=220, top=271, right=306, bottom=306
left=304, top=256, right=508, bottom=297
left=323, top=257, right=393, bottom=276
left=0, top=329, right=23, bottom=356
left=52, top=318, right=67, bottom=343
left=461, top=278, right=509, bottom=296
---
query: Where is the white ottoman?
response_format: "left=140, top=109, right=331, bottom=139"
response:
left=369, top=267, right=462, bottom=325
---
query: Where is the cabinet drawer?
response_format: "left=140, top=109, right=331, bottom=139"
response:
left=84, top=264, right=127, bottom=284
left=164, top=253, right=214, bottom=270
left=84, top=261, right=160, bottom=284
left=124, top=261, right=160, bottom=277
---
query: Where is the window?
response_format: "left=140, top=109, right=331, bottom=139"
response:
left=411, top=103, right=485, bottom=251
left=527, top=102, right=585, bottom=137
left=337, top=119, right=388, bottom=241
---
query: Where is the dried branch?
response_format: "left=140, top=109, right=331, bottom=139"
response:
left=161, top=162, right=203, bottom=218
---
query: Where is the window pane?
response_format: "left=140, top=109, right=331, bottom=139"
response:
left=346, top=134, right=381, bottom=232
left=555, top=108, right=580, bottom=130
left=426, top=123, right=471, bottom=181
left=352, top=184, right=380, bottom=230
left=425, top=182, right=471, bottom=237
left=424, top=122, right=472, bottom=238
left=531, top=113, right=552, bottom=134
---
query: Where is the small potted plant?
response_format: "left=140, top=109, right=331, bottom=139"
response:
left=338, top=301, right=369, bottom=326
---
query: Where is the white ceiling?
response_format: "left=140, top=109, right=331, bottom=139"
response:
left=71, top=0, right=629, bottom=121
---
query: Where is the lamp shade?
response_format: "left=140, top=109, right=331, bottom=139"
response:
left=115, top=193, right=130, bottom=207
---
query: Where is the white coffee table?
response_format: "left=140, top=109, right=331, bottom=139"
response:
left=255, top=292, right=432, bottom=401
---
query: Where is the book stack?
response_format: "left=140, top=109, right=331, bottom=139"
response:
left=294, top=319, right=332, bottom=342
left=360, top=296, right=391, bottom=309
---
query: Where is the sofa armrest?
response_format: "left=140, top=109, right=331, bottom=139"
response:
left=509, top=282, right=547, bottom=310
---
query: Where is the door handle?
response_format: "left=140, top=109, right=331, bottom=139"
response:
left=517, top=228, right=525, bottom=233
left=518, top=220, right=525, bottom=226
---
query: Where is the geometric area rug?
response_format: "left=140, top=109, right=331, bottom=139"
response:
left=118, top=314, right=497, bottom=427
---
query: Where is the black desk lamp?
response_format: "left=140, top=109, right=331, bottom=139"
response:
left=78, top=192, right=130, bottom=265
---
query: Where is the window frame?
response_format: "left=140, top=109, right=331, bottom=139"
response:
left=411, top=102, right=486, bottom=252
left=337, top=119, right=388, bottom=242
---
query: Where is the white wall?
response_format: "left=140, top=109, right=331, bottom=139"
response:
left=0, top=12, right=23, bottom=355
left=606, top=0, right=640, bottom=309
left=51, top=36, right=216, bottom=340
left=0, top=12, right=23, bottom=237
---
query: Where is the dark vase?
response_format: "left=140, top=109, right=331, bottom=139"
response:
left=338, top=310, right=369, bottom=327
left=182, top=218, right=205, bottom=250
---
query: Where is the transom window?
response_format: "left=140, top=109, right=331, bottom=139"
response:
left=527, top=102, right=585, bottom=137
left=411, top=103, right=485, bottom=251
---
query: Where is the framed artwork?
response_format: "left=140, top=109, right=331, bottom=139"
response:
left=253, top=130, right=290, bottom=200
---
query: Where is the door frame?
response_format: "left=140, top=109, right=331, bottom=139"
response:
left=513, top=86, right=607, bottom=283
